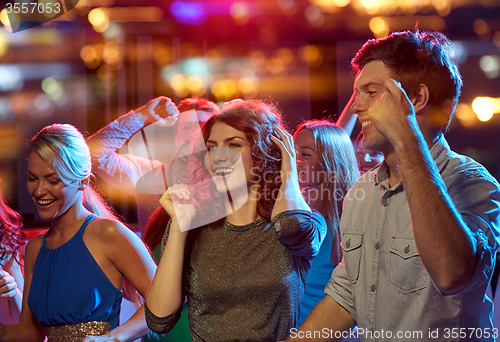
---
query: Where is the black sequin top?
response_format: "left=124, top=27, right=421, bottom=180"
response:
left=145, top=209, right=327, bottom=342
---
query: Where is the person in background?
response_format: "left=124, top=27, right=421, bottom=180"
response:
left=0, top=181, right=24, bottom=324
left=145, top=98, right=327, bottom=341
left=354, top=131, right=384, bottom=173
left=0, top=123, right=156, bottom=342
left=87, top=96, right=219, bottom=232
left=293, top=120, right=359, bottom=327
left=287, top=29, right=500, bottom=342
left=336, top=93, right=385, bottom=174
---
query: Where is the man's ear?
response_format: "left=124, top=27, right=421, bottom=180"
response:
left=78, top=177, right=90, bottom=191
left=412, top=84, right=430, bottom=114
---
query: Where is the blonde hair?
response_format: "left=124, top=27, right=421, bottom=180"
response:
left=29, top=124, right=118, bottom=220
left=294, top=120, right=359, bottom=237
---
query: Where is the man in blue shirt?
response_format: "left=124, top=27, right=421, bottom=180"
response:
left=288, top=29, right=500, bottom=342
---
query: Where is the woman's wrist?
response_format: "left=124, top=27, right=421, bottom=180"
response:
left=133, top=108, right=149, bottom=124
left=273, top=178, right=310, bottom=213
left=279, top=176, right=301, bottom=192
left=168, top=219, right=189, bottom=238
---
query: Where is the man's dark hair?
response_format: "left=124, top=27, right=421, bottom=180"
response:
left=351, top=30, right=463, bottom=132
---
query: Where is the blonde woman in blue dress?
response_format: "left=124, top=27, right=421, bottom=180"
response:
left=0, top=124, right=156, bottom=342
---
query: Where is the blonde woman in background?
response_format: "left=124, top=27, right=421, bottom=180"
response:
left=293, top=120, right=359, bottom=326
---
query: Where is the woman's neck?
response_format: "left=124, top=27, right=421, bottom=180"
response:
left=50, top=201, right=90, bottom=235
left=225, top=188, right=261, bottom=226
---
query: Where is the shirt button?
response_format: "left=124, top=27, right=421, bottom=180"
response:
left=345, top=239, right=351, bottom=248
left=404, top=245, right=410, bottom=254
left=371, top=284, right=377, bottom=292
left=375, top=242, right=380, bottom=250
left=382, top=199, right=389, bottom=207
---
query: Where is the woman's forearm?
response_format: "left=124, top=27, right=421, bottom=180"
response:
left=146, top=220, right=187, bottom=317
left=271, top=178, right=310, bottom=219
left=0, top=321, right=44, bottom=342
left=105, top=305, right=150, bottom=341
left=5, top=289, right=22, bottom=323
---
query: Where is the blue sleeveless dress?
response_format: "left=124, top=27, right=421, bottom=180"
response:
left=28, top=214, right=123, bottom=329
left=298, top=221, right=336, bottom=326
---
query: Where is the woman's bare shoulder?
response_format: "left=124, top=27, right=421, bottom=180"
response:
left=86, top=216, right=139, bottom=246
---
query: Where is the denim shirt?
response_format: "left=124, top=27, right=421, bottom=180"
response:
left=326, top=136, right=500, bottom=342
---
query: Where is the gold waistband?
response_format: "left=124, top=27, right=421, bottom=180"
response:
left=45, top=321, right=110, bottom=342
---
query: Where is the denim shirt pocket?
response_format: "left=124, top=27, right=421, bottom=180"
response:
left=343, top=232, right=363, bottom=285
left=388, top=236, right=428, bottom=294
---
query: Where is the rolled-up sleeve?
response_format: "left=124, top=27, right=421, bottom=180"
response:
left=325, top=261, right=357, bottom=323
left=446, top=164, right=500, bottom=294
left=272, top=209, right=327, bottom=260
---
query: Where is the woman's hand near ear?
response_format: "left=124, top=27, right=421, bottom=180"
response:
left=270, top=126, right=310, bottom=218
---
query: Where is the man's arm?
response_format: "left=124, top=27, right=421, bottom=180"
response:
left=288, top=257, right=357, bottom=342
left=369, top=80, right=484, bottom=294
left=394, top=132, right=478, bottom=294
left=286, top=296, right=355, bottom=342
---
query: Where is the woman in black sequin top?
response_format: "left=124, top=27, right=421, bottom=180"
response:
left=145, top=98, right=327, bottom=342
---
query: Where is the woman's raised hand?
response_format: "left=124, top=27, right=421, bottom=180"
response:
left=159, top=184, right=196, bottom=232
left=270, top=125, right=298, bottom=182
left=269, top=125, right=310, bottom=216
left=0, top=269, right=21, bottom=299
